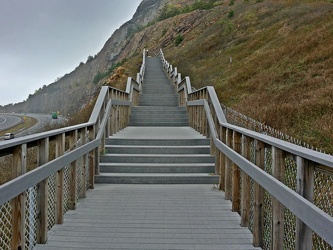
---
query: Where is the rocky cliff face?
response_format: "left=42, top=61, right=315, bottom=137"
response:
left=0, top=0, right=174, bottom=115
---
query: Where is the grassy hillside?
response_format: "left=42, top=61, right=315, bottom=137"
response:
left=155, top=0, right=333, bottom=153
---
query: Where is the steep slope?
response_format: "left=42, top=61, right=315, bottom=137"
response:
left=1, top=0, right=332, bottom=153
left=161, top=1, right=333, bottom=153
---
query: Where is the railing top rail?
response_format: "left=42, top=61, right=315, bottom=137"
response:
left=222, top=121, right=333, bottom=169
left=88, top=86, right=109, bottom=123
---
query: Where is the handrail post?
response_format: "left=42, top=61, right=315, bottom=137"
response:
left=80, top=128, right=88, bottom=199
left=232, top=131, right=241, bottom=213
left=272, top=146, right=285, bottom=249
left=225, top=128, right=233, bottom=200
left=241, top=135, right=251, bottom=227
left=37, top=138, right=49, bottom=244
left=253, top=139, right=265, bottom=247
left=296, top=157, right=314, bottom=250
left=12, top=144, right=27, bottom=249
left=55, top=133, right=65, bottom=224
left=88, top=126, right=95, bottom=189
left=219, top=125, right=226, bottom=190
left=69, top=130, right=78, bottom=210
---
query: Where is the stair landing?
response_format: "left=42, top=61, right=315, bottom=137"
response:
left=110, top=126, right=205, bottom=139
left=34, top=184, right=261, bottom=250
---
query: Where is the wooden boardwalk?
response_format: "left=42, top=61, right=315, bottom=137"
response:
left=34, top=184, right=261, bottom=250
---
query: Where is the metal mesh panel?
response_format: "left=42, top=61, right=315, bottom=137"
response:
left=25, top=186, right=38, bottom=250
left=0, top=201, right=12, bottom=249
left=283, top=157, right=297, bottom=250
left=313, top=169, right=333, bottom=249
left=249, top=178, right=255, bottom=234
left=63, top=165, right=71, bottom=213
left=249, top=141, right=256, bottom=233
left=263, top=147, right=273, bottom=250
left=47, top=174, right=56, bottom=230
left=76, top=158, right=83, bottom=201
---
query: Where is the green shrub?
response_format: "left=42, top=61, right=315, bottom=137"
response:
left=175, top=35, right=184, bottom=46
left=228, top=9, right=234, bottom=18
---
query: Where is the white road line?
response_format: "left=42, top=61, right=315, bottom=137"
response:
left=0, top=117, right=7, bottom=125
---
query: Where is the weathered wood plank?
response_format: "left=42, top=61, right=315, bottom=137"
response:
left=34, top=185, right=260, bottom=250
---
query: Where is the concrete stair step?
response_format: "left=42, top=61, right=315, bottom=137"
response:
left=128, top=122, right=189, bottom=126
left=99, top=163, right=215, bottom=173
left=130, top=113, right=187, bottom=116
left=129, top=117, right=188, bottom=121
left=95, top=173, right=219, bottom=184
left=131, top=106, right=186, bottom=110
left=105, top=145, right=210, bottom=154
left=105, top=138, right=210, bottom=146
left=100, top=154, right=215, bottom=163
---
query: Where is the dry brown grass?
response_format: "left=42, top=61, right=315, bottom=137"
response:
left=162, top=0, right=333, bottom=153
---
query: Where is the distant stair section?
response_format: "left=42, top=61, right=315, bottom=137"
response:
left=96, top=57, right=218, bottom=184
left=128, top=57, right=188, bottom=126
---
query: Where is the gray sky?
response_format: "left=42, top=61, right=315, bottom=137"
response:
left=0, top=0, right=142, bottom=106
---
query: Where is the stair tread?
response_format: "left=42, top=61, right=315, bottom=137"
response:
left=103, top=153, right=213, bottom=157
left=105, top=145, right=209, bottom=148
left=98, top=173, right=217, bottom=177
left=100, top=163, right=214, bottom=166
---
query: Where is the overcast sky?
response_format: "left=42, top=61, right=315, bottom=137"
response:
left=0, top=0, right=142, bottom=106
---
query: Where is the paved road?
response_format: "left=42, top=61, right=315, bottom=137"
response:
left=0, top=114, right=23, bottom=132
left=0, top=113, right=67, bottom=140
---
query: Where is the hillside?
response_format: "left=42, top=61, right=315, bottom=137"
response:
left=1, top=0, right=332, bottom=153
left=162, top=0, right=333, bottom=153
left=116, top=0, right=333, bottom=153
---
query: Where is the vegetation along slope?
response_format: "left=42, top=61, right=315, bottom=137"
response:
left=152, top=0, right=333, bottom=153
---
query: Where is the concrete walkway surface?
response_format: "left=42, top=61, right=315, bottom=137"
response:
left=110, top=126, right=206, bottom=139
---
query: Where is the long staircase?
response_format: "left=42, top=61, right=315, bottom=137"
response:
left=95, top=57, right=219, bottom=184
